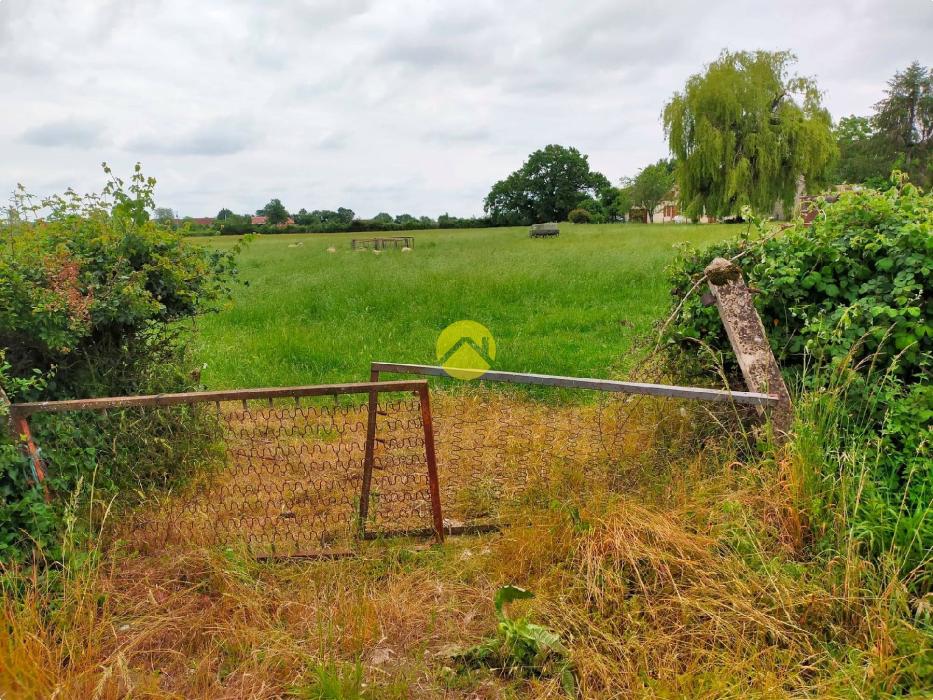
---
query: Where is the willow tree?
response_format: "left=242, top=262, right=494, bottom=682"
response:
left=663, top=50, right=836, bottom=219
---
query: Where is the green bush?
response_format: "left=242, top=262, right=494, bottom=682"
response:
left=567, top=208, right=592, bottom=224
left=858, top=380, right=931, bottom=592
left=665, top=175, right=931, bottom=594
left=0, top=164, right=241, bottom=559
left=666, top=176, right=930, bottom=385
left=793, top=371, right=931, bottom=595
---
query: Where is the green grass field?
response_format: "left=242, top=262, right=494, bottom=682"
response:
left=193, top=223, right=738, bottom=389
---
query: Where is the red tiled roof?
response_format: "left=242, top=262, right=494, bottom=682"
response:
left=251, top=215, right=295, bottom=226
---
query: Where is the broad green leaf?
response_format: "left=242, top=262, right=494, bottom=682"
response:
left=494, top=585, right=535, bottom=617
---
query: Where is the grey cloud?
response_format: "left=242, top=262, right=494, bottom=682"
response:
left=126, top=121, right=259, bottom=157
left=379, top=40, right=479, bottom=69
left=424, top=126, right=492, bottom=144
left=316, top=131, right=348, bottom=150
left=373, top=5, right=499, bottom=72
left=21, top=119, right=107, bottom=148
left=344, top=176, right=424, bottom=196
left=1, top=0, right=931, bottom=217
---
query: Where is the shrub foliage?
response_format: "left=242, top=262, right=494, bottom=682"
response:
left=667, top=176, right=931, bottom=383
left=567, top=208, right=592, bottom=224
left=665, top=175, right=931, bottom=593
left=0, top=164, right=241, bottom=558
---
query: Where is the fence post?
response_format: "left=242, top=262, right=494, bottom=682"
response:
left=704, top=257, right=793, bottom=438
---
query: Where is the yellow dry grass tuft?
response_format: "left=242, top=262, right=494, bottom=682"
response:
left=1, top=393, right=929, bottom=698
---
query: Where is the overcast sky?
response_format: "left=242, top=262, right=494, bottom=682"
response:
left=1, top=1, right=930, bottom=218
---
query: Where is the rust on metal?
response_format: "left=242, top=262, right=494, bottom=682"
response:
left=11, top=380, right=430, bottom=416
left=362, top=523, right=500, bottom=540
left=372, top=360, right=767, bottom=533
left=11, top=380, right=443, bottom=559
left=8, top=407, right=50, bottom=501
left=417, top=383, right=445, bottom=543
left=359, top=367, right=380, bottom=534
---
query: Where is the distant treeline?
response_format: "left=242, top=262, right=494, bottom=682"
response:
left=175, top=207, right=496, bottom=236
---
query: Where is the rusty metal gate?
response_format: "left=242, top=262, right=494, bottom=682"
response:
left=369, top=362, right=778, bottom=532
left=9, top=381, right=443, bottom=559
left=8, top=364, right=779, bottom=558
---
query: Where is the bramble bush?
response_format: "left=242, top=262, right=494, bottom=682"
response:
left=666, top=175, right=930, bottom=384
left=0, top=164, right=242, bottom=560
left=664, top=175, right=931, bottom=594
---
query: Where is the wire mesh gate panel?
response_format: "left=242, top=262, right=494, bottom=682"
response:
left=10, top=381, right=443, bottom=558
left=370, top=362, right=778, bottom=531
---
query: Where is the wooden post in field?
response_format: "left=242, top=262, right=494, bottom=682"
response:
left=704, top=257, right=793, bottom=438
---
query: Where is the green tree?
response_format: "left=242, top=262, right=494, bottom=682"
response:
left=153, top=207, right=176, bottom=227
left=663, top=50, right=836, bottom=218
left=372, top=212, right=393, bottom=224
left=216, top=208, right=234, bottom=221
left=630, top=160, right=676, bottom=222
left=259, top=198, right=289, bottom=224
left=872, top=61, right=932, bottom=187
left=567, top=208, right=592, bottom=224
left=484, top=145, right=611, bottom=224
left=833, top=115, right=893, bottom=185
left=572, top=196, right=605, bottom=223
left=613, top=179, right=635, bottom=222
left=592, top=185, right=620, bottom=222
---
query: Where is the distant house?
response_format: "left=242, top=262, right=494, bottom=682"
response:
left=174, top=216, right=215, bottom=227
left=628, top=187, right=714, bottom=224
left=628, top=206, right=649, bottom=224
left=652, top=195, right=682, bottom=223
left=251, top=215, right=295, bottom=226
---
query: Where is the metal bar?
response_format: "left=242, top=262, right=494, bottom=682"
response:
left=11, top=380, right=430, bottom=416
left=358, top=367, right=381, bottom=537
left=8, top=408, right=50, bottom=501
left=418, top=384, right=445, bottom=544
left=371, top=362, right=778, bottom=406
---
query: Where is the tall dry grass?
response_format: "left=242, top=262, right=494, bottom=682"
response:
left=1, top=393, right=929, bottom=698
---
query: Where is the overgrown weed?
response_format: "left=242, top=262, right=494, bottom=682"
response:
left=1, top=393, right=929, bottom=697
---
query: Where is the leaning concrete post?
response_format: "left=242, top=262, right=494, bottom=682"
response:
left=705, top=257, right=793, bottom=437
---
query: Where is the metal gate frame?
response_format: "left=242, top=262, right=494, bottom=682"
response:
left=8, top=380, right=446, bottom=554
left=368, top=362, right=779, bottom=406
left=365, top=361, right=777, bottom=537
